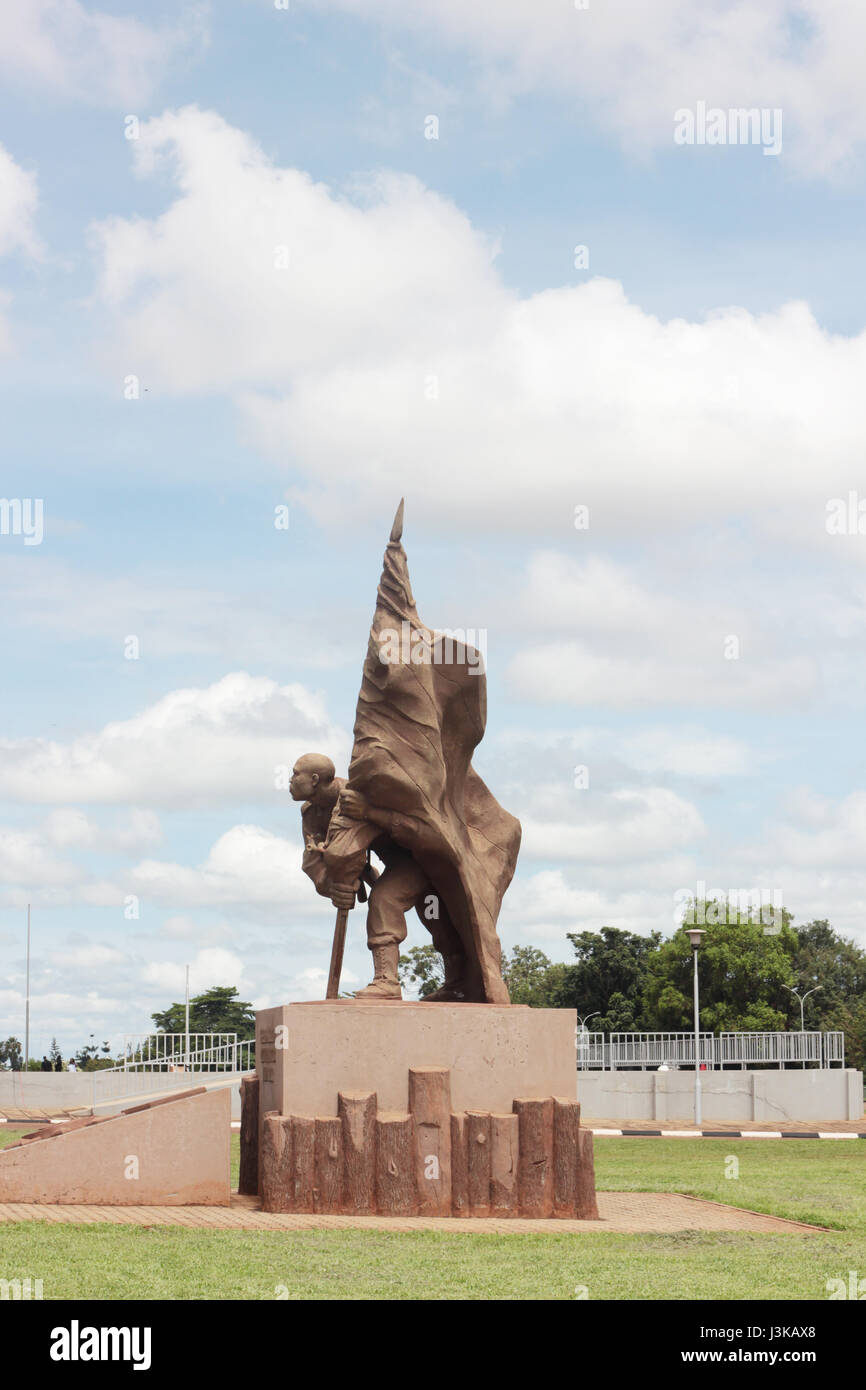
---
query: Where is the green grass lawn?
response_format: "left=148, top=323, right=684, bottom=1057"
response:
left=1, top=1129, right=864, bottom=1299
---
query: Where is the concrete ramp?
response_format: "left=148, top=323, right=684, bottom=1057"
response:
left=0, top=1087, right=230, bottom=1206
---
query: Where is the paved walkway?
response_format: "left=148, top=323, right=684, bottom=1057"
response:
left=0, top=1190, right=825, bottom=1235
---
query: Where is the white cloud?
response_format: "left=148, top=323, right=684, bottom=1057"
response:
left=521, top=786, right=705, bottom=864
left=0, top=0, right=207, bottom=106
left=0, top=140, right=40, bottom=349
left=501, top=868, right=674, bottom=943
left=492, top=723, right=757, bottom=780
left=0, top=671, right=349, bottom=805
left=0, top=557, right=353, bottom=668
left=141, top=947, right=248, bottom=998
left=41, top=808, right=163, bottom=852
left=0, top=142, right=38, bottom=259
left=316, top=0, right=866, bottom=176
left=131, top=824, right=315, bottom=912
left=90, top=107, right=866, bottom=543
left=0, top=826, right=85, bottom=888
left=505, top=552, right=819, bottom=711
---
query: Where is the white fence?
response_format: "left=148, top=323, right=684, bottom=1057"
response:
left=576, top=1030, right=846, bottom=1070
left=105, top=1033, right=255, bottom=1074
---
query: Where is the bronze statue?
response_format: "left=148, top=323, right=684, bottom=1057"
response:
left=293, top=502, right=521, bottom=1003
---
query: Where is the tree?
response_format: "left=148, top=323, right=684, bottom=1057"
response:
left=75, top=1035, right=114, bottom=1071
left=501, top=946, right=566, bottom=1006
left=788, top=920, right=866, bottom=1071
left=151, top=986, right=255, bottom=1038
left=551, top=927, right=662, bottom=1031
left=0, top=1037, right=22, bottom=1071
left=398, top=945, right=443, bottom=998
left=642, top=900, right=798, bottom=1032
left=49, top=1037, right=62, bottom=1066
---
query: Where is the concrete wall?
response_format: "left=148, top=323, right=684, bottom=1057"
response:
left=577, top=1068, right=863, bottom=1123
left=0, top=1071, right=242, bottom=1119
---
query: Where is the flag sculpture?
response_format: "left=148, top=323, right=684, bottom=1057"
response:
left=293, top=500, right=520, bottom=1003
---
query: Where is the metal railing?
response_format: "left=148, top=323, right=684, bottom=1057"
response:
left=611, top=1031, right=715, bottom=1070
left=718, top=1031, right=823, bottom=1068
left=822, top=1031, right=846, bottom=1066
left=576, top=1030, right=845, bottom=1070
left=104, top=1034, right=255, bottom=1074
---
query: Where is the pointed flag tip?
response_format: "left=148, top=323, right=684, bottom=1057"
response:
left=390, top=498, right=404, bottom=543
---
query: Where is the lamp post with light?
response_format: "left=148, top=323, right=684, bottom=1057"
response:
left=575, top=1011, right=600, bottom=1070
left=686, top=929, right=706, bottom=1124
left=784, top=984, right=822, bottom=1068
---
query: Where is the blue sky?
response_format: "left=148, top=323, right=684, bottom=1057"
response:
left=2, top=0, right=866, bottom=1058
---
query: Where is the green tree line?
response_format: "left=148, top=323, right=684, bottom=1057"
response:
left=399, top=902, right=866, bottom=1071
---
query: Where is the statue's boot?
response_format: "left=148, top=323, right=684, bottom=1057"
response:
left=355, top=944, right=402, bottom=1000
left=422, top=953, right=469, bottom=1002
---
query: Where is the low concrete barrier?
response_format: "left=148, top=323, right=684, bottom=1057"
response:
left=0, top=1071, right=243, bottom=1119
left=577, top=1068, right=863, bottom=1123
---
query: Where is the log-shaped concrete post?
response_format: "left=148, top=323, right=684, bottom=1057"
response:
left=450, top=1113, right=469, bottom=1215
left=292, top=1115, right=316, bottom=1212
left=375, top=1112, right=418, bottom=1216
left=408, top=1066, right=452, bottom=1216
left=490, top=1113, right=519, bottom=1217
left=514, top=1097, right=554, bottom=1217
left=553, top=1098, right=581, bottom=1217
left=467, top=1111, right=492, bottom=1217
left=238, top=1074, right=259, bottom=1195
left=338, top=1091, right=377, bottom=1214
left=314, top=1117, right=343, bottom=1214
left=261, top=1113, right=294, bottom=1213
left=575, top=1127, right=600, bottom=1220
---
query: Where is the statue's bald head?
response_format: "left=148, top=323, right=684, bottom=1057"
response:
left=290, top=753, right=336, bottom=801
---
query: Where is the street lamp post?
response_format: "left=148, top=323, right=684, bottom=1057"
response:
left=185, top=964, right=190, bottom=1073
left=784, top=984, right=822, bottom=1067
left=24, top=903, right=31, bottom=1074
left=686, top=929, right=705, bottom=1125
left=575, top=1012, right=600, bottom=1070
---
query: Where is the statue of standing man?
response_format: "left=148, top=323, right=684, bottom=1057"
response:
left=290, top=753, right=472, bottom=1000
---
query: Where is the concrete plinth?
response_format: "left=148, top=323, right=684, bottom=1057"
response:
left=255, top=1002, right=577, bottom=1120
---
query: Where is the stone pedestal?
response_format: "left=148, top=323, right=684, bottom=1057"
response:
left=248, top=1001, right=595, bottom=1219
left=255, top=1001, right=577, bottom=1119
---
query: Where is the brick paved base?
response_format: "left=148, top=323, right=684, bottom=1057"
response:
left=0, top=1190, right=824, bottom=1234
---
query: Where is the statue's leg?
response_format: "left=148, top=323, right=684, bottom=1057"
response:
left=355, top=852, right=427, bottom=1000
left=413, top=894, right=483, bottom=1001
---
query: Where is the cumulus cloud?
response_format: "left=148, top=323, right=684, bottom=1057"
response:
left=500, top=868, right=677, bottom=942
left=0, top=0, right=207, bottom=106
left=0, top=557, right=355, bottom=668
left=0, top=140, right=40, bottom=349
left=316, top=0, right=866, bottom=176
left=0, top=143, right=38, bottom=259
left=521, top=786, right=706, bottom=864
left=131, top=824, right=314, bottom=912
left=500, top=552, right=823, bottom=711
left=141, top=947, right=248, bottom=998
left=90, top=107, right=866, bottom=542
left=0, top=671, right=349, bottom=805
